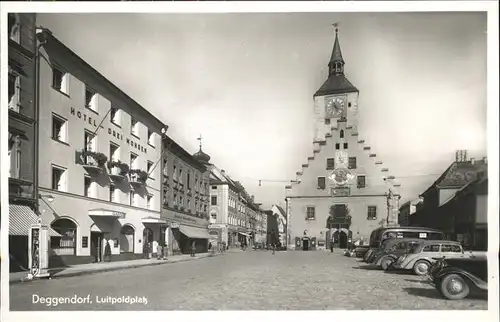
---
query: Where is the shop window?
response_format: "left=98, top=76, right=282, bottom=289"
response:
left=50, top=218, right=77, bottom=256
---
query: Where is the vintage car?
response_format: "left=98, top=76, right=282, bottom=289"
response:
left=371, top=238, right=423, bottom=270
left=354, top=245, right=370, bottom=258
left=428, top=255, right=487, bottom=300
left=392, top=240, right=468, bottom=275
left=367, top=238, right=411, bottom=264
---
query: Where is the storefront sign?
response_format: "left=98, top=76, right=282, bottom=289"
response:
left=70, top=107, right=148, bottom=154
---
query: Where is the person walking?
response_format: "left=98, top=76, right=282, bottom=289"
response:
left=104, top=239, right=112, bottom=262
left=272, top=243, right=276, bottom=255
left=163, top=242, right=168, bottom=260
left=190, top=241, right=196, bottom=257
left=330, top=238, right=334, bottom=253
left=157, top=241, right=163, bottom=260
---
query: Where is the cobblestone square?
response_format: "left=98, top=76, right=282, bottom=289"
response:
left=9, top=251, right=487, bottom=310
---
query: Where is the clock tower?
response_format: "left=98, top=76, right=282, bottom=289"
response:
left=313, top=27, right=359, bottom=144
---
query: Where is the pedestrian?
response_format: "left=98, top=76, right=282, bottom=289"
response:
left=104, top=239, right=112, bottom=262
left=157, top=241, right=163, bottom=260
left=330, top=239, right=334, bottom=253
left=163, top=242, right=168, bottom=260
left=191, top=241, right=196, bottom=257
left=272, top=243, right=276, bottom=255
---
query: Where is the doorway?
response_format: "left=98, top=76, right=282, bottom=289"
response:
left=339, top=231, right=348, bottom=249
left=302, top=238, right=310, bottom=251
left=90, top=232, right=104, bottom=263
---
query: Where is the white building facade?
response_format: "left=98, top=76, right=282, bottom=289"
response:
left=37, top=30, right=165, bottom=266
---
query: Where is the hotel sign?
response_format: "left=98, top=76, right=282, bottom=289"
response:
left=70, top=107, right=148, bottom=154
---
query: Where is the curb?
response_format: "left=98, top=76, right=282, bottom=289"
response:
left=10, top=253, right=225, bottom=285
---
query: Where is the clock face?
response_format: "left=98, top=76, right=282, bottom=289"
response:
left=326, top=97, right=345, bottom=117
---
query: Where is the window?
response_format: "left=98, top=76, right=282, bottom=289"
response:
left=131, top=117, right=139, bottom=136
left=147, top=195, right=153, bottom=210
left=367, top=206, right=377, bottom=220
left=180, top=196, right=184, bottom=207
left=130, top=191, right=136, bottom=206
left=110, top=184, right=116, bottom=202
left=110, top=107, right=120, bottom=125
left=211, top=196, right=217, bottom=206
left=343, top=143, right=348, bottom=149
left=317, top=177, right=326, bottom=189
left=84, top=176, right=92, bottom=197
left=148, top=129, right=155, bottom=147
left=110, top=143, right=119, bottom=162
left=325, top=118, right=331, bottom=125
left=8, top=14, right=20, bottom=43
left=163, top=188, right=168, bottom=206
left=163, top=159, right=168, bottom=177
left=8, top=73, right=20, bottom=112
left=335, top=143, right=340, bottom=150
left=348, top=157, right=357, bottom=169
left=179, top=168, right=183, bottom=183
left=423, top=244, right=440, bottom=252
left=52, top=67, right=69, bottom=94
left=348, top=102, right=352, bottom=107
left=15, top=150, right=21, bottom=178
left=187, top=172, right=191, bottom=189
left=212, top=185, right=217, bottom=190
left=326, top=158, right=335, bottom=170
left=51, top=166, right=66, bottom=191
left=147, top=161, right=154, bottom=178
left=130, top=153, right=138, bottom=169
left=84, top=131, right=96, bottom=152
left=85, top=86, right=97, bottom=112
left=173, top=194, right=177, bottom=205
left=52, top=114, right=68, bottom=143
left=357, top=175, right=366, bottom=188
left=306, top=207, right=315, bottom=220
left=340, top=130, right=344, bottom=138
left=173, top=165, right=177, bottom=181
left=441, top=244, right=462, bottom=252
left=9, top=149, right=21, bottom=179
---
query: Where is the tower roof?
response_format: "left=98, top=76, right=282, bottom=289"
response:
left=192, top=134, right=211, bottom=164
left=314, top=26, right=358, bottom=97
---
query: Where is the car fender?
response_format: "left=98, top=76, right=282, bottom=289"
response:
left=376, top=254, right=398, bottom=266
left=436, top=268, right=488, bottom=289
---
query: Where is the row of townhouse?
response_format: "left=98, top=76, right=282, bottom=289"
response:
left=6, top=14, right=219, bottom=272
left=207, top=167, right=268, bottom=248
left=401, top=150, right=488, bottom=251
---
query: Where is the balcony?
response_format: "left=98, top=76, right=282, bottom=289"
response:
left=78, top=150, right=107, bottom=174
left=129, top=169, right=148, bottom=187
left=108, top=161, right=129, bottom=181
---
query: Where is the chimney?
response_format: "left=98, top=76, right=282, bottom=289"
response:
left=470, top=158, right=475, bottom=165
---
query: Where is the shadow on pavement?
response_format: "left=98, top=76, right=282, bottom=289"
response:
left=403, top=287, right=488, bottom=301
left=352, top=265, right=380, bottom=270
left=383, top=269, right=413, bottom=275
left=404, top=278, right=430, bottom=285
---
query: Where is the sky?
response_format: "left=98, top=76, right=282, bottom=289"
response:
left=36, top=12, right=487, bottom=209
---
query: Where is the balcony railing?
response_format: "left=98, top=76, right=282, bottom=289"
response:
left=77, top=149, right=107, bottom=174
left=108, top=160, right=129, bottom=180
left=129, top=169, right=148, bottom=186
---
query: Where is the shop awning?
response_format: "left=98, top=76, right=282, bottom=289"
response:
left=89, top=209, right=125, bottom=219
left=238, top=232, right=251, bottom=237
left=9, top=204, right=61, bottom=237
left=178, top=225, right=211, bottom=239
left=142, top=217, right=167, bottom=224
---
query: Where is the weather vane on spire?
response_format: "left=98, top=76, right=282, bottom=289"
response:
left=332, top=22, right=339, bottom=33
left=197, top=134, right=203, bottom=150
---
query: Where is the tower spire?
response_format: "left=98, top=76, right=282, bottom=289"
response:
left=197, top=134, right=203, bottom=150
left=328, top=23, right=345, bottom=76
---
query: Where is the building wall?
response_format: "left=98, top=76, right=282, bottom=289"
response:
left=8, top=13, right=37, bottom=205
left=209, top=183, right=229, bottom=224
left=289, top=196, right=387, bottom=242
left=475, top=195, right=487, bottom=224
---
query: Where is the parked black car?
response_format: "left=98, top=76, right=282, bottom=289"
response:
left=428, top=256, right=487, bottom=300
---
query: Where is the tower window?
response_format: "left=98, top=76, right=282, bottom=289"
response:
left=343, top=143, right=348, bottom=149
left=325, top=118, right=331, bottom=125
left=348, top=102, right=352, bottom=108
left=340, top=130, right=344, bottom=138
left=326, top=158, right=335, bottom=170
left=357, top=175, right=366, bottom=188
left=335, top=143, right=340, bottom=150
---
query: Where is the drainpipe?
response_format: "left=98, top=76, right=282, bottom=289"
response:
left=33, top=30, right=48, bottom=215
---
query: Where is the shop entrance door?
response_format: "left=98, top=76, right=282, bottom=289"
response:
left=302, top=238, right=310, bottom=251
left=90, top=232, right=104, bottom=262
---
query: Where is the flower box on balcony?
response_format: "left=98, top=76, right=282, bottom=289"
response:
left=129, top=169, right=148, bottom=183
left=108, top=160, right=129, bottom=176
left=80, top=149, right=108, bottom=167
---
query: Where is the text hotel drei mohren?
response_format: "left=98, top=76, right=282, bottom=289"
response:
left=32, top=294, right=149, bottom=307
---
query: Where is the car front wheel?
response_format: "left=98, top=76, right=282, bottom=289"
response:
left=440, top=274, right=470, bottom=300
left=381, top=257, right=394, bottom=271
left=413, top=260, right=431, bottom=276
